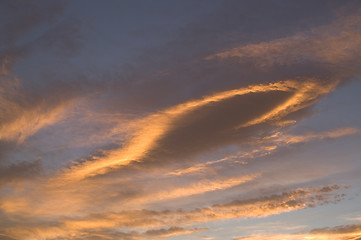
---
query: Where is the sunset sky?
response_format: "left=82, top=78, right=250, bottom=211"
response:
left=1, top=1, right=361, bottom=240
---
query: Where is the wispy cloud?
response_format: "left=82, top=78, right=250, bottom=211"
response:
left=1, top=225, right=206, bottom=240
left=0, top=185, right=343, bottom=240
left=0, top=99, right=75, bottom=143
left=234, top=223, right=361, bottom=240
left=206, top=8, right=361, bottom=76
left=264, top=127, right=359, bottom=145
left=135, top=173, right=260, bottom=204
left=168, top=127, right=358, bottom=177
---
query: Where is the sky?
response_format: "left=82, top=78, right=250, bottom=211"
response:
left=1, top=0, right=361, bottom=239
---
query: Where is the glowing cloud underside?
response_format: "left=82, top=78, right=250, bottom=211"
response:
left=59, top=79, right=337, bottom=182
left=234, top=223, right=361, bottom=240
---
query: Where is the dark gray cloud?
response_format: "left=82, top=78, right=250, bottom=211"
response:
left=310, top=223, right=361, bottom=234
left=0, top=0, right=67, bottom=46
left=0, top=160, right=41, bottom=186
left=93, top=0, right=361, bottom=113
left=141, top=91, right=292, bottom=166
left=0, top=0, right=69, bottom=72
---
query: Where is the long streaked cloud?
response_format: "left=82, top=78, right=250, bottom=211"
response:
left=234, top=223, right=361, bottom=240
left=58, top=79, right=336, bottom=182
left=134, top=173, right=260, bottom=204
left=3, top=124, right=350, bottom=218
left=1, top=226, right=206, bottom=240
left=0, top=185, right=343, bottom=240
left=0, top=173, right=259, bottom=216
left=168, top=127, right=358, bottom=177
left=206, top=8, right=361, bottom=76
left=264, top=127, right=359, bottom=145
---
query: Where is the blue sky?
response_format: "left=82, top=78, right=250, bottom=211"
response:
left=1, top=1, right=361, bottom=239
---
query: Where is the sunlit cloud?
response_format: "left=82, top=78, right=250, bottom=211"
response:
left=206, top=8, right=361, bottom=75
left=136, top=173, right=260, bottom=203
left=59, top=79, right=337, bottom=182
left=1, top=226, right=206, bottom=240
left=264, top=127, right=359, bottom=145
left=0, top=185, right=343, bottom=240
left=1, top=2, right=361, bottom=240
left=0, top=65, right=77, bottom=144
left=0, top=100, right=75, bottom=143
left=234, top=223, right=361, bottom=240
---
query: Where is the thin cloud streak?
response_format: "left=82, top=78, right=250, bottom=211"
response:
left=265, top=127, right=360, bottom=145
left=168, top=127, right=358, bottom=177
left=0, top=100, right=75, bottom=143
left=206, top=8, right=361, bottom=76
left=134, top=173, right=260, bottom=204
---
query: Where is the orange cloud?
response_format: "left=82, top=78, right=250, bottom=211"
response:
left=0, top=101, right=74, bottom=143
left=0, top=185, right=342, bottom=240
left=234, top=223, right=361, bottom=240
left=1, top=225, right=206, bottom=240
left=206, top=9, right=361, bottom=74
left=265, top=127, right=359, bottom=145
left=0, top=74, right=77, bottom=143
left=58, top=79, right=337, bottom=182
left=134, top=173, right=260, bottom=204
